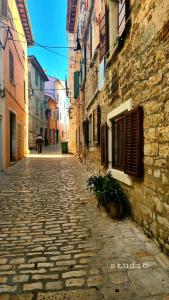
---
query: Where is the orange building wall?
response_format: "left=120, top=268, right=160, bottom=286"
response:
left=4, top=0, right=28, bottom=168
left=48, top=99, right=57, bottom=144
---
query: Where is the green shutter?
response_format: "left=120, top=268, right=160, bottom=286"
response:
left=35, top=70, right=39, bottom=86
left=74, top=71, right=80, bottom=99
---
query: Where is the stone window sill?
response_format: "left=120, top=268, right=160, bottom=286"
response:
left=109, top=168, right=132, bottom=186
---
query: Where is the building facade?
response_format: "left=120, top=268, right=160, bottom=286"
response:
left=45, top=95, right=57, bottom=145
left=67, top=32, right=76, bottom=153
left=0, top=7, right=6, bottom=171
left=45, top=76, right=68, bottom=143
left=67, top=0, right=169, bottom=254
left=55, top=80, right=68, bottom=142
left=28, top=56, right=49, bottom=149
left=1, top=0, right=33, bottom=169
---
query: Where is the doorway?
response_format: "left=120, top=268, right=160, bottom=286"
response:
left=10, top=111, right=16, bottom=162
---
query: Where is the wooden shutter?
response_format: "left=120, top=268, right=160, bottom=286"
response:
left=118, top=0, right=126, bottom=36
left=74, top=71, right=80, bottom=99
left=9, top=49, right=14, bottom=81
left=83, top=119, right=89, bottom=147
left=90, top=25, right=92, bottom=60
left=124, top=106, right=143, bottom=177
left=97, top=105, right=101, bottom=145
left=99, top=5, right=109, bottom=62
left=101, top=123, right=108, bottom=168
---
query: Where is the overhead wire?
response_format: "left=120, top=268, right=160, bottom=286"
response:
left=0, top=19, right=89, bottom=66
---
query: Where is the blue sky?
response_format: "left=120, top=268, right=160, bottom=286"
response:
left=27, top=0, right=68, bottom=80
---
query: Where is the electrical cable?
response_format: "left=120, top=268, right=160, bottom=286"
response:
left=0, top=19, right=88, bottom=66
left=8, top=29, right=26, bottom=71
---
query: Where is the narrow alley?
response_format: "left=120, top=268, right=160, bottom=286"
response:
left=0, top=147, right=169, bottom=300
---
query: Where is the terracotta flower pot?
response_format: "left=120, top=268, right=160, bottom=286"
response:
left=107, top=201, right=124, bottom=220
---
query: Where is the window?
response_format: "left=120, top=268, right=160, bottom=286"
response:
left=36, top=97, right=40, bottom=114
left=89, top=114, right=92, bottom=144
left=83, top=119, right=89, bottom=147
left=40, top=128, right=43, bottom=135
left=56, top=110, right=59, bottom=120
left=112, top=115, right=125, bottom=169
left=106, top=105, right=143, bottom=178
left=101, top=123, right=108, bottom=167
left=60, top=112, right=62, bottom=121
left=118, top=0, right=126, bottom=36
left=99, top=5, right=109, bottom=62
left=93, top=106, right=101, bottom=144
left=35, top=69, right=38, bottom=86
left=98, top=58, right=105, bottom=90
left=0, top=0, right=8, bottom=18
left=40, top=103, right=43, bottom=117
left=74, top=71, right=80, bottom=99
left=9, top=49, right=14, bottom=81
left=79, top=47, right=86, bottom=88
left=40, top=77, right=43, bottom=91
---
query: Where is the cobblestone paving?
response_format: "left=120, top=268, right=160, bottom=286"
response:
left=0, top=147, right=169, bottom=300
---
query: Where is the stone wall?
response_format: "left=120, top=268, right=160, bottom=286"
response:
left=83, top=0, right=169, bottom=254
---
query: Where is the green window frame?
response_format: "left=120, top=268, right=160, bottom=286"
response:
left=35, top=69, right=39, bottom=86
left=40, top=77, right=43, bottom=91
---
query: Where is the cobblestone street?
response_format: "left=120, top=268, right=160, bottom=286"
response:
left=0, top=146, right=169, bottom=300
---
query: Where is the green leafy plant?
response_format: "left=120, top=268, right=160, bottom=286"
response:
left=87, top=172, right=131, bottom=219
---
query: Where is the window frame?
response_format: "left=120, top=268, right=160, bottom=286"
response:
left=9, top=49, right=14, bottom=82
left=40, top=77, right=43, bottom=91
left=112, top=113, right=125, bottom=171
left=107, top=99, right=133, bottom=186
left=0, top=0, right=8, bottom=19
left=35, top=69, right=39, bottom=87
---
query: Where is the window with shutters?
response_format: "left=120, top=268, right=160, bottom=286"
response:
left=9, top=49, right=14, bottom=81
left=89, top=114, right=92, bottom=145
left=0, top=0, right=8, bottom=18
left=93, top=105, right=101, bottom=144
left=35, top=69, right=39, bottom=86
left=100, top=123, right=108, bottom=167
left=99, top=5, right=109, bottom=62
left=74, top=71, right=80, bottom=99
left=112, top=114, right=125, bottom=170
left=40, top=77, right=43, bottom=91
left=93, top=109, right=97, bottom=143
left=83, top=119, right=89, bottom=147
left=111, top=106, right=143, bottom=178
left=118, top=0, right=130, bottom=37
left=36, top=97, right=40, bottom=115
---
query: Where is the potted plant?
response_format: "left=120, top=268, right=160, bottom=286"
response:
left=87, top=172, right=130, bottom=220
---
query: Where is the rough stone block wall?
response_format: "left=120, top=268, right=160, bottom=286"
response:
left=83, top=0, right=169, bottom=254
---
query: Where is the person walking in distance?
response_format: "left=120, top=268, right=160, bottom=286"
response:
left=36, top=134, right=44, bottom=154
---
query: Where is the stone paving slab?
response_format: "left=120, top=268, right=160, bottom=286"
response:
left=0, top=148, right=169, bottom=299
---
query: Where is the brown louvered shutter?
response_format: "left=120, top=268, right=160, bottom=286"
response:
left=83, top=119, right=89, bottom=147
left=97, top=105, right=101, bottom=145
left=90, top=25, right=92, bottom=60
left=99, top=5, right=109, bottom=62
left=118, top=0, right=126, bottom=36
left=124, top=106, right=143, bottom=177
left=101, top=123, right=108, bottom=168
